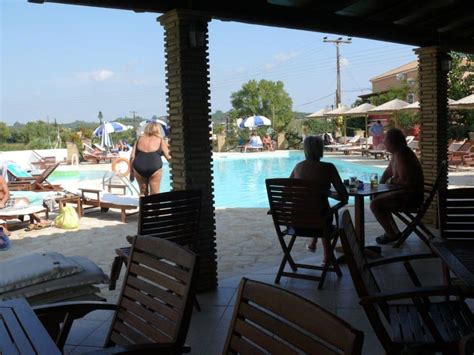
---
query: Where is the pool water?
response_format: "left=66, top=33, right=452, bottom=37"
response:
left=50, top=152, right=383, bottom=208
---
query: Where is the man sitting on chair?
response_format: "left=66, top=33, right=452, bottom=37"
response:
left=370, top=128, right=424, bottom=244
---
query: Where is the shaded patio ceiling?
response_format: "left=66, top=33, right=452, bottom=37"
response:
left=30, top=0, right=474, bottom=52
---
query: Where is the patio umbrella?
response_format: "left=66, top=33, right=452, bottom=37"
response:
left=93, top=121, right=129, bottom=137
left=306, top=108, right=331, bottom=118
left=344, top=103, right=375, bottom=149
left=368, top=98, right=409, bottom=114
left=239, top=115, right=271, bottom=128
left=450, top=94, right=474, bottom=110
left=139, top=117, right=169, bottom=136
left=400, top=99, right=458, bottom=112
left=324, top=105, right=350, bottom=143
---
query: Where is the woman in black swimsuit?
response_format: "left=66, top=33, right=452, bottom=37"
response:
left=130, top=122, right=171, bottom=196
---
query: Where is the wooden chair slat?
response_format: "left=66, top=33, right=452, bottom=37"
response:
left=132, top=252, right=189, bottom=282
left=446, top=215, right=474, bottom=222
left=444, top=188, right=474, bottom=199
left=116, top=308, right=172, bottom=343
left=134, top=238, right=196, bottom=269
left=234, top=318, right=297, bottom=355
left=109, top=331, right=133, bottom=347
left=406, top=306, right=427, bottom=342
left=389, top=307, right=403, bottom=343
left=398, top=306, right=415, bottom=343
left=443, top=223, right=474, bottom=231
left=223, top=278, right=363, bottom=355
left=129, top=262, right=186, bottom=297
left=228, top=334, right=266, bottom=354
left=120, top=298, right=176, bottom=339
left=122, top=286, right=179, bottom=323
left=443, top=231, right=474, bottom=239
left=126, top=276, right=183, bottom=309
left=112, top=319, right=151, bottom=345
left=238, top=302, right=333, bottom=354
left=446, top=200, right=474, bottom=207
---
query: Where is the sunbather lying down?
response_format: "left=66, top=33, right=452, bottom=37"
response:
left=0, top=176, right=51, bottom=237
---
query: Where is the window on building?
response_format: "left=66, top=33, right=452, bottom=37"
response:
left=407, top=78, right=416, bottom=87
left=407, top=93, right=415, bottom=103
left=396, top=73, right=407, bottom=81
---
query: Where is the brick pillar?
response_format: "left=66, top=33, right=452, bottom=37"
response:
left=159, top=10, right=217, bottom=291
left=415, top=47, right=450, bottom=227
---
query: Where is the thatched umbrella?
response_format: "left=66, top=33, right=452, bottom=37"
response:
left=400, top=98, right=458, bottom=112
left=368, top=98, right=409, bottom=114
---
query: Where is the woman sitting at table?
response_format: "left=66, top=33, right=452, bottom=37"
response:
left=371, top=128, right=424, bottom=244
left=289, top=135, right=348, bottom=264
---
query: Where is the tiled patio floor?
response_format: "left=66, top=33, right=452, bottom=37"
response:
left=63, top=216, right=451, bottom=355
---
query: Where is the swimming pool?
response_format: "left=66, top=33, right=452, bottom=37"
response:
left=49, top=152, right=383, bottom=208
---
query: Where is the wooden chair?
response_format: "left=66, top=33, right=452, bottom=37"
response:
left=265, top=178, right=346, bottom=289
left=339, top=209, right=474, bottom=354
left=109, top=190, right=202, bottom=291
left=34, top=236, right=198, bottom=353
left=224, top=278, right=363, bottom=355
left=392, top=160, right=446, bottom=248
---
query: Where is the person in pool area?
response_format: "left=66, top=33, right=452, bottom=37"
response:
left=130, top=122, right=171, bottom=196
left=0, top=176, right=51, bottom=242
left=370, top=128, right=424, bottom=244
left=289, top=135, right=348, bottom=264
left=370, top=120, right=385, bottom=149
left=262, top=133, right=275, bottom=151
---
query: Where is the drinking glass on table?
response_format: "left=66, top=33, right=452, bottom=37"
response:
left=370, top=173, right=379, bottom=187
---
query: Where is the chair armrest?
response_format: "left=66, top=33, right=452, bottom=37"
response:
left=366, top=253, right=436, bottom=268
left=360, top=285, right=465, bottom=305
left=326, top=201, right=347, bottom=217
left=86, top=343, right=185, bottom=355
left=34, top=301, right=117, bottom=319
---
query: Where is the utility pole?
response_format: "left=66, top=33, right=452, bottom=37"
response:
left=323, top=36, right=351, bottom=142
left=323, top=36, right=352, bottom=107
left=130, top=111, right=138, bottom=120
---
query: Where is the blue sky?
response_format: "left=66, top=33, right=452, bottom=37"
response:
left=1, top=0, right=417, bottom=124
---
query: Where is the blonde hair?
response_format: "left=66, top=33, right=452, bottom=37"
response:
left=144, top=122, right=162, bottom=138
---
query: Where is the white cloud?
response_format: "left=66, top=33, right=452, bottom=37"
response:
left=236, top=66, right=246, bottom=73
left=341, top=57, right=350, bottom=67
left=263, top=63, right=276, bottom=70
left=274, top=51, right=301, bottom=62
left=77, top=69, right=115, bottom=82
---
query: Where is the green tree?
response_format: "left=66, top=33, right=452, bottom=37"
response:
left=447, top=52, right=474, bottom=139
left=230, top=79, right=293, bottom=132
left=0, top=122, right=10, bottom=142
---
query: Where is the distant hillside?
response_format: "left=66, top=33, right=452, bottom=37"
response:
left=294, top=111, right=311, bottom=119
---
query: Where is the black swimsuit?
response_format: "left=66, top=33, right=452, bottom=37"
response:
left=133, top=139, right=163, bottom=178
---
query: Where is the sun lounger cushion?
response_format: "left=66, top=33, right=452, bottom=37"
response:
left=100, top=192, right=138, bottom=207
left=0, top=252, right=82, bottom=294
left=27, top=285, right=103, bottom=306
left=0, top=255, right=108, bottom=300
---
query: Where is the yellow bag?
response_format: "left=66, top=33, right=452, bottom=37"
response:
left=55, top=205, right=79, bottom=229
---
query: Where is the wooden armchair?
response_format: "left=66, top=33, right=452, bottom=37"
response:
left=109, top=190, right=202, bottom=290
left=392, top=160, right=446, bottom=248
left=339, top=210, right=474, bottom=354
left=223, top=278, right=364, bottom=354
left=34, top=237, right=198, bottom=353
left=266, top=178, right=346, bottom=289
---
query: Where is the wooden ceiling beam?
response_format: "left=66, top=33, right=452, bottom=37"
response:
left=29, top=0, right=474, bottom=52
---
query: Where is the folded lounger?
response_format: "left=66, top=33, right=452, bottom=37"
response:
left=0, top=252, right=108, bottom=306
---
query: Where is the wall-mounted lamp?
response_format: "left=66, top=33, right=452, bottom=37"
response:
left=441, top=57, right=452, bottom=72
left=189, top=23, right=206, bottom=48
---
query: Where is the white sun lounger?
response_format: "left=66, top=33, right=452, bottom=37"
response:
left=79, top=188, right=139, bottom=222
left=0, top=205, right=48, bottom=225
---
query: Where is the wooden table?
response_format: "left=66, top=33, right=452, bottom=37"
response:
left=56, top=195, right=82, bottom=217
left=0, top=298, right=61, bottom=355
left=430, top=240, right=474, bottom=289
left=333, top=183, right=404, bottom=257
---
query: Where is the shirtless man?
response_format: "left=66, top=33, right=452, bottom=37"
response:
left=370, top=128, right=424, bottom=244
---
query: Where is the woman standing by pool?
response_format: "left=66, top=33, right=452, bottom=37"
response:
left=130, top=122, right=171, bottom=196
left=289, top=135, right=348, bottom=264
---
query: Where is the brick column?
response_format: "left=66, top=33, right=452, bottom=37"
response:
left=159, top=10, right=217, bottom=291
left=415, top=47, right=450, bottom=227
